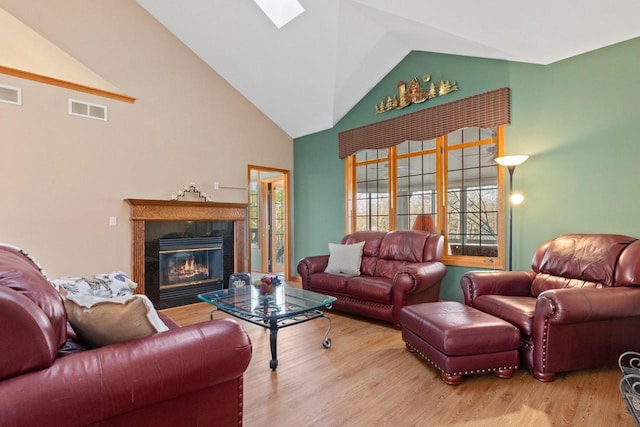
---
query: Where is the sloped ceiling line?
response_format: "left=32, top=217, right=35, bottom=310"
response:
left=0, top=8, right=135, bottom=103
left=136, top=0, right=640, bottom=138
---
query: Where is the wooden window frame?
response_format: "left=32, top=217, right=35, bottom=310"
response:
left=345, top=126, right=505, bottom=269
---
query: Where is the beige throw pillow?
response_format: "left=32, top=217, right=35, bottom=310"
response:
left=324, top=241, right=365, bottom=275
left=63, top=293, right=169, bottom=348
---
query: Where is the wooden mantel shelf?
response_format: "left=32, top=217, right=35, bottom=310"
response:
left=126, top=198, right=248, bottom=208
left=126, top=198, right=248, bottom=221
left=125, top=199, right=248, bottom=299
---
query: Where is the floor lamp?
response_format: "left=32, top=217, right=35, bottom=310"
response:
left=494, top=155, right=529, bottom=271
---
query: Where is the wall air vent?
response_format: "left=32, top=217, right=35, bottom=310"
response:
left=68, top=99, right=107, bottom=121
left=0, top=84, right=22, bottom=105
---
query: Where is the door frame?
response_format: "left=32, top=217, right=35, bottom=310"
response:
left=247, top=165, right=291, bottom=279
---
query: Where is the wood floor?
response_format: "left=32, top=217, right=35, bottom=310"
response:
left=161, top=301, right=634, bottom=427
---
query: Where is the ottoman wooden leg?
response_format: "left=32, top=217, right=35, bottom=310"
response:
left=495, top=368, right=514, bottom=379
left=442, top=373, right=463, bottom=386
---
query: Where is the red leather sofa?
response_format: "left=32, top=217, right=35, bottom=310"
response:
left=461, top=233, right=640, bottom=382
left=298, top=230, right=447, bottom=328
left=0, top=244, right=252, bottom=427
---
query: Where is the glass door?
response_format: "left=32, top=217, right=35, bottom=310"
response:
left=270, top=180, right=285, bottom=273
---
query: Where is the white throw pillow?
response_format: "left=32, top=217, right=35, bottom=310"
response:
left=324, top=241, right=365, bottom=275
left=63, top=293, right=169, bottom=348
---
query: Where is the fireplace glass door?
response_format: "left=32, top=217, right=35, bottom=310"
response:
left=159, top=237, right=223, bottom=290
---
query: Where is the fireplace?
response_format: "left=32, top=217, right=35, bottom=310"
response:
left=153, top=235, right=224, bottom=307
left=126, top=199, right=248, bottom=309
left=145, top=221, right=234, bottom=308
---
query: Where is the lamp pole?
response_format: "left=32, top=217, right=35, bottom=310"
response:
left=494, top=155, right=529, bottom=271
left=506, top=165, right=515, bottom=271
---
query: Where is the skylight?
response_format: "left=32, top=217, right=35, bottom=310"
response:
left=253, top=0, right=304, bottom=29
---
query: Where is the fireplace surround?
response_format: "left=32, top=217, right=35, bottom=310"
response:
left=126, top=199, right=248, bottom=308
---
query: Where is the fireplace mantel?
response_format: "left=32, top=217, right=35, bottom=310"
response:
left=126, top=199, right=248, bottom=298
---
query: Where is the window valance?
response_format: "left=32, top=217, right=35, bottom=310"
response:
left=338, top=87, right=510, bottom=159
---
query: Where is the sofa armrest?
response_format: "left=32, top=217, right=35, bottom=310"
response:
left=394, top=262, right=447, bottom=294
left=0, top=318, right=252, bottom=426
left=536, top=286, right=640, bottom=324
left=461, top=270, right=535, bottom=306
left=158, top=311, right=181, bottom=328
left=297, top=255, right=330, bottom=287
left=0, top=287, right=59, bottom=381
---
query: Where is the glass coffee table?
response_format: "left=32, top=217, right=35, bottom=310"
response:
left=198, top=284, right=337, bottom=370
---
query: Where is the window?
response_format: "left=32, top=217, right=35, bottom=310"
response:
left=346, top=126, right=504, bottom=268
left=354, top=149, right=389, bottom=231
left=396, top=139, right=438, bottom=232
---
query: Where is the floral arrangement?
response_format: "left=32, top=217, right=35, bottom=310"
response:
left=253, top=275, right=282, bottom=295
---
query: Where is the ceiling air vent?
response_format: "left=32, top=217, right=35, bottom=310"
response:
left=0, top=84, right=22, bottom=105
left=68, top=99, right=107, bottom=121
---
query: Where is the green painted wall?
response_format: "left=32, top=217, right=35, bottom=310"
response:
left=294, top=38, right=640, bottom=302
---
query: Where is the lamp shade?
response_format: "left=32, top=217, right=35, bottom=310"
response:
left=494, top=155, right=529, bottom=167
left=412, top=214, right=436, bottom=233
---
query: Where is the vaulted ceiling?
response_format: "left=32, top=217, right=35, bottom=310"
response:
left=137, top=0, right=640, bottom=138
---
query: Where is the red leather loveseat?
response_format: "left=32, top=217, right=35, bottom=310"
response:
left=0, top=244, right=252, bottom=427
left=461, top=233, right=640, bottom=382
left=298, top=230, right=446, bottom=328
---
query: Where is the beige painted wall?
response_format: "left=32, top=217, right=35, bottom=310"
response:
left=0, top=1, right=293, bottom=278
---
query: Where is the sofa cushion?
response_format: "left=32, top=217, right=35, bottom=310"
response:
left=531, top=234, right=636, bottom=292
left=375, top=259, right=413, bottom=280
left=378, top=231, right=426, bottom=263
left=345, top=276, right=393, bottom=304
left=342, top=231, right=386, bottom=276
left=308, top=272, right=349, bottom=294
left=63, top=293, right=169, bottom=348
left=530, top=273, right=603, bottom=297
left=376, top=231, right=427, bottom=279
left=472, top=295, right=537, bottom=338
left=324, top=241, right=365, bottom=275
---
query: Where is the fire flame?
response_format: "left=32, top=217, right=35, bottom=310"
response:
left=169, top=257, right=209, bottom=280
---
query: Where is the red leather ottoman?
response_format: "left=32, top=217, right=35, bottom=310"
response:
left=401, top=301, right=520, bottom=385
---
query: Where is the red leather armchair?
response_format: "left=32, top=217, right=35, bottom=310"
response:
left=298, top=230, right=447, bottom=328
left=461, top=234, right=640, bottom=382
left=0, top=244, right=252, bottom=427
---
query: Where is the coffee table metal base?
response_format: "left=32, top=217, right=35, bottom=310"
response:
left=211, top=307, right=332, bottom=370
left=199, top=286, right=336, bottom=370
